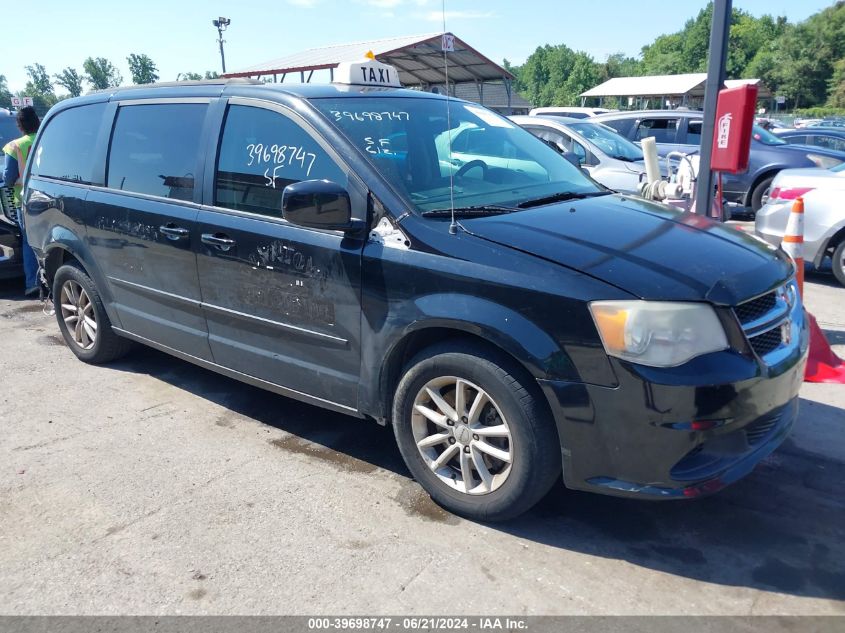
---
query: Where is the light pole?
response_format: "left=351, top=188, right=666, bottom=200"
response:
left=213, top=17, right=231, bottom=74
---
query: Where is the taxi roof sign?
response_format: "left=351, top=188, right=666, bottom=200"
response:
left=335, top=54, right=402, bottom=88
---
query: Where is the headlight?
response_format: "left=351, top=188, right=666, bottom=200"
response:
left=589, top=301, right=729, bottom=367
left=806, top=153, right=843, bottom=169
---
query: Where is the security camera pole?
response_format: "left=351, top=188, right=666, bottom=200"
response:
left=213, top=17, right=231, bottom=74
left=695, top=0, right=731, bottom=219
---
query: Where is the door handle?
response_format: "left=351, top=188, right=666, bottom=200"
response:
left=201, top=232, right=236, bottom=251
left=159, top=224, right=189, bottom=239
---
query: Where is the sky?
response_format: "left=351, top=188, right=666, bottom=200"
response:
left=3, top=0, right=837, bottom=94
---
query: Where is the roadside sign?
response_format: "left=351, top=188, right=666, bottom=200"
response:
left=442, top=33, right=455, bottom=52
left=23, top=97, right=33, bottom=106
left=10, top=96, right=33, bottom=107
left=776, top=95, right=786, bottom=105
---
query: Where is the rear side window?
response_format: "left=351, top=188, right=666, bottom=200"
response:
left=686, top=120, right=702, bottom=144
left=107, top=103, right=207, bottom=201
left=215, top=105, right=346, bottom=217
left=30, top=103, right=106, bottom=184
left=635, top=118, right=678, bottom=143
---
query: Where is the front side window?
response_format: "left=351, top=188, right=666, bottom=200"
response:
left=31, top=103, right=107, bottom=184
left=569, top=122, right=644, bottom=162
left=814, top=135, right=845, bottom=152
left=107, top=103, right=207, bottom=200
left=215, top=105, right=347, bottom=217
left=312, top=97, right=600, bottom=213
left=635, top=118, right=678, bottom=143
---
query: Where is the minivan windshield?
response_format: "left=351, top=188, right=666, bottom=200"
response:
left=313, top=97, right=602, bottom=213
left=568, top=121, right=644, bottom=162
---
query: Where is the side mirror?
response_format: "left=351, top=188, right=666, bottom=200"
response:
left=282, top=180, right=363, bottom=232
left=562, top=152, right=583, bottom=168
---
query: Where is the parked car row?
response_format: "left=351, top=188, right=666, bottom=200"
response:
left=508, top=108, right=845, bottom=285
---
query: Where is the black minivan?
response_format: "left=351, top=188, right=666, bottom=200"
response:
left=22, top=65, right=808, bottom=521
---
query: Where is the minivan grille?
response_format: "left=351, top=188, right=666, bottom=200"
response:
left=745, top=414, right=779, bottom=446
left=0, top=187, right=17, bottom=224
left=734, top=291, right=777, bottom=325
left=733, top=284, right=796, bottom=361
left=749, top=328, right=783, bottom=357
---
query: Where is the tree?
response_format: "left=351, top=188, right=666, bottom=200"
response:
left=0, top=75, right=12, bottom=109
left=25, top=63, right=55, bottom=98
left=177, top=70, right=220, bottom=81
left=83, top=57, right=123, bottom=90
left=54, top=67, right=84, bottom=98
left=127, top=53, right=159, bottom=84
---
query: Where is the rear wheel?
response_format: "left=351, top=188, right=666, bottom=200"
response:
left=750, top=176, right=774, bottom=213
left=392, top=341, right=561, bottom=521
left=53, top=263, right=132, bottom=364
left=833, top=240, right=845, bottom=287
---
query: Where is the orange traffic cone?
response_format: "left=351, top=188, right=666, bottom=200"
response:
left=781, top=197, right=805, bottom=295
left=781, top=197, right=845, bottom=383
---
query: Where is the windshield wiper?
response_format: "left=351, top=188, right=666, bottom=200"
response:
left=421, top=204, right=517, bottom=218
left=516, top=190, right=612, bottom=209
left=612, top=155, right=637, bottom=162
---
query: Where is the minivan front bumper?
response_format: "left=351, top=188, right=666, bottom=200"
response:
left=539, top=306, right=809, bottom=500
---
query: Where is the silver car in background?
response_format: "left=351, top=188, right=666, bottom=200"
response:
left=510, top=115, right=653, bottom=194
left=755, top=163, right=845, bottom=286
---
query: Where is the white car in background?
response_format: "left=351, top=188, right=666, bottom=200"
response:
left=511, top=115, right=659, bottom=194
left=529, top=106, right=613, bottom=119
left=755, top=164, right=845, bottom=286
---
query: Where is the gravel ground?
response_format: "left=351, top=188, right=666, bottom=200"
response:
left=0, top=264, right=843, bottom=616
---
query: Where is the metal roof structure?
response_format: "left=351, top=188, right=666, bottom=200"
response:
left=225, top=32, right=515, bottom=86
left=580, top=73, right=770, bottom=100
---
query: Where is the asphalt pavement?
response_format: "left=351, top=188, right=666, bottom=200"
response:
left=1, top=265, right=843, bottom=615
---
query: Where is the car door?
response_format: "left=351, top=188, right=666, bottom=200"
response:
left=85, top=100, right=213, bottom=360
left=195, top=100, right=365, bottom=409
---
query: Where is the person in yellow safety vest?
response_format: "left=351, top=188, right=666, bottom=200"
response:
left=1, top=106, right=40, bottom=296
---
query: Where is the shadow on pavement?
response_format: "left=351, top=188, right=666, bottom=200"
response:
left=104, top=345, right=845, bottom=604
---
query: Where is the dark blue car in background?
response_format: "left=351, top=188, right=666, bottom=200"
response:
left=593, top=109, right=845, bottom=215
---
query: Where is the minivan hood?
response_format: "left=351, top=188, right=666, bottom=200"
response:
left=462, top=195, right=793, bottom=305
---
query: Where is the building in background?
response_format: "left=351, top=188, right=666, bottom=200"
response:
left=225, top=33, right=531, bottom=114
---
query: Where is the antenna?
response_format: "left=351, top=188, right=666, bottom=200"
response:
left=441, top=0, right=457, bottom=235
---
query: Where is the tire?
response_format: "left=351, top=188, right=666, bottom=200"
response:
left=53, top=263, right=132, bottom=364
left=833, top=240, right=845, bottom=287
left=750, top=176, right=774, bottom=213
left=392, top=341, right=561, bottom=522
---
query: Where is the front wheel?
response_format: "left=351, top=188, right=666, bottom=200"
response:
left=392, top=342, right=561, bottom=521
left=832, top=240, right=845, bottom=287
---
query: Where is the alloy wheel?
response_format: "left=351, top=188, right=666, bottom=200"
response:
left=60, top=280, right=97, bottom=350
left=411, top=376, right=513, bottom=495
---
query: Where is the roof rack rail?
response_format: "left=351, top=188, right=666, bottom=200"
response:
left=93, top=78, right=264, bottom=93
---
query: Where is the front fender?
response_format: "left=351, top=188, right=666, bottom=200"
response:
left=404, top=293, right=573, bottom=380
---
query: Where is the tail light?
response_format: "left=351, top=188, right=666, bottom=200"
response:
left=769, top=186, right=814, bottom=200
